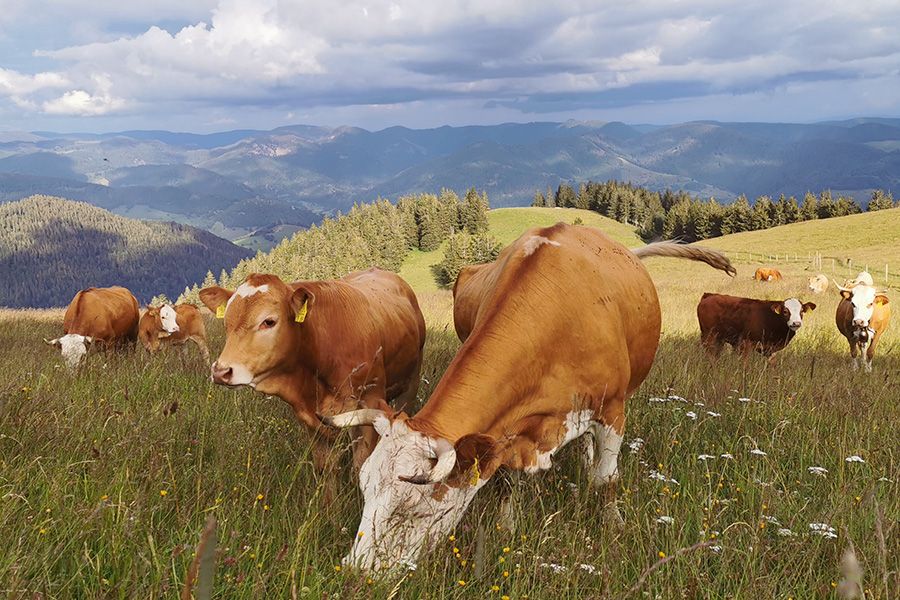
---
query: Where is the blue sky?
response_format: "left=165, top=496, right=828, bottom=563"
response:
left=2, top=0, right=899, bottom=132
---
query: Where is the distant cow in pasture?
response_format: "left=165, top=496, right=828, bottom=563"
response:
left=45, top=286, right=140, bottom=368
left=199, top=268, right=426, bottom=478
left=697, top=293, right=815, bottom=357
left=808, top=274, right=829, bottom=294
left=139, top=304, right=210, bottom=361
left=323, top=225, right=735, bottom=573
left=835, top=282, right=891, bottom=372
left=754, top=267, right=783, bottom=282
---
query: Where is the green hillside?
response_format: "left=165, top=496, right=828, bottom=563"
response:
left=0, top=195, right=252, bottom=307
left=400, top=207, right=644, bottom=291
left=698, top=207, right=900, bottom=283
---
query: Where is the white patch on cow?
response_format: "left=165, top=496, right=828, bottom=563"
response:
left=847, top=285, right=878, bottom=328
left=526, top=409, right=594, bottom=473
left=345, top=419, right=486, bottom=572
left=848, top=271, right=874, bottom=287
left=783, top=298, right=804, bottom=330
left=226, top=283, right=270, bottom=312
left=57, top=334, right=89, bottom=368
left=224, top=362, right=256, bottom=387
left=522, top=235, right=561, bottom=257
left=159, top=304, right=179, bottom=333
left=584, top=423, right=624, bottom=485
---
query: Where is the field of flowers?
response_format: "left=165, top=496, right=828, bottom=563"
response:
left=0, top=256, right=897, bottom=599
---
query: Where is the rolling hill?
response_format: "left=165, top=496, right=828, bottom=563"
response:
left=2, top=118, right=899, bottom=245
left=399, top=207, right=644, bottom=292
left=0, top=195, right=253, bottom=308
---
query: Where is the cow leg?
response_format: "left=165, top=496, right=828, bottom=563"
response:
left=392, top=356, right=423, bottom=414
left=848, top=340, right=860, bottom=370
left=584, top=399, right=625, bottom=528
left=191, top=336, right=210, bottom=362
left=700, top=333, right=722, bottom=356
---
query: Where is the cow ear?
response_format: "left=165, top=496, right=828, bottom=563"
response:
left=770, top=302, right=783, bottom=315
left=450, top=433, right=499, bottom=485
left=199, top=286, right=233, bottom=315
left=290, top=285, right=314, bottom=324
left=875, top=294, right=889, bottom=306
left=840, top=290, right=852, bottom=300
left=803, top=302, right=817, bottom=312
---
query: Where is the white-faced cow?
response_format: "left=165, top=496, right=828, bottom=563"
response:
left=835, top=283, right=891, bottom=372
left=139, top=304, right=210, bottom=361
left=45, top=286, right=140, bottom=368
left=844, top=271, right=874, bottom=288
left=324, top=224, right=735, bottom=573
left=199, top=269, right=426, bottom=478
left=697, top=293, right=816, bottom=357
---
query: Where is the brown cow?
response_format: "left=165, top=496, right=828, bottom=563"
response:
left=139, top=304, right=210, bottom=361
left=697, top=293, right=816, bottom=357
left=324, top=225, right=735, bottom=572
left=45, top=286, right=140, bottom=368
left=754, top=267, right=782, bottom=282
left=199, top=268, right=426, bottom=475
left=835, top=283, right=891, bottom=372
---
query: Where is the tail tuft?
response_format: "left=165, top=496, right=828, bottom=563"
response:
left=631, top=241, right=736, bottom=277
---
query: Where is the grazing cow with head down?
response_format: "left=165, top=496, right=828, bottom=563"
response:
left=199, top=268, right=426, bottom=475
left=139, top=304, right=210, bottom=361
left=324, top=224, right=735, bottom=573
left=835, top=282, right=890, bottom=372
left=754, top=267, right=782, bottom=282
left=697, top=293, right=815, bottom=357
left=45, top=286, right=140, bottom=368
left=808, top=274, right=828, bottom=294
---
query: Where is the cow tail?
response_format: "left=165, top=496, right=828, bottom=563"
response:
left=631, top=241, right=737, bottom=277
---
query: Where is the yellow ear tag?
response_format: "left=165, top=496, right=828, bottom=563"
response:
left=469, top=456, right=481, bottom=487
left=216, top=304, right=225, bottom=319
left=295, top=299, right=309, bottom=323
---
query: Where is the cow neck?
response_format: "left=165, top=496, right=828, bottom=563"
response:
left=408, top=313, right=533, bottom=444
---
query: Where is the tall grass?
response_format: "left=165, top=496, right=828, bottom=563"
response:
left=0, top=255, right=897, bottom=598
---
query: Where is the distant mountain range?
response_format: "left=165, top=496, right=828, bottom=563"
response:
left=1, top=118, right=898, bottom=248
left=0, top=195, right=252, bottom=308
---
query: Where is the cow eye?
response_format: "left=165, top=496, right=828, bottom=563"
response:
left=260, top=318, right=277, bottom=330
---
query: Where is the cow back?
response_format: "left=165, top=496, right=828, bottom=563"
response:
left=64, top=286, right=140, bottom=342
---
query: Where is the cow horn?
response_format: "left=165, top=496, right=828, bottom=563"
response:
left=84, top=336, right=94, bottom=344
left=43, top=337, right=60, bottom=347
left=832, top=279, right=850, bottom=293
left=319, top=409, right=386, bottom=428
left=399, top=439, right=457, bottom=485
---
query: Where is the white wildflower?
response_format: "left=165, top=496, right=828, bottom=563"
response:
left=845, top=455, right=866, bottom=463
left=706, top=411, right=722, bottom=417
left=763, top=516, right=780, bottom=524
left=697, top=454, right=715, bottom=461
left=809, top=523, right=838, bottom=539
left=877, top=476, right=893, bottom=483
left=708, top=545, right=722, bottom=553
left=540, top=563, right=567, bottom=574
left=750, top=448, right=768, bottom=457
left=648, top=470, right=679, bottom=485
left=777, top=528, right=794, bottom=537
left=627, top=437, right=645, bottom=452
left=807, top=466, right=828, bottom=477
left=738, top=397, right=752, bottom=403
left=649, top=397, right=670, bottom=403
left=669, top=395, right=688, bottom=403
left=655, top=516, right=675, bottom=525
left=685, top=411, right=698, bottom=420
left=720, top=453, right=734, bottom=459
left=578, top=563, right=597, bottom=574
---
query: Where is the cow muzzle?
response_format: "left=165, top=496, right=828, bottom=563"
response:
left=211, top=362, right=234, bottom=385
left=788, top=322, right=801, bottom=331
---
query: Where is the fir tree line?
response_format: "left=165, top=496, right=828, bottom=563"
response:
left=179, top=188, right=495, bottom=302
left=534, top=182, right=896, bottom=242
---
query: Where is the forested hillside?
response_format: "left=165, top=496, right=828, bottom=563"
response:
left=536, top=181, right=898, bottom=242
left=0, top=196, right=252, bottom=308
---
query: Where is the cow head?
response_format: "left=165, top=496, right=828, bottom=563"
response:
left=323, top=409, right=496, bottom=573
left=159, top=304, right=179, bottom=333
left=838, top=284, right=888, bottom=338
left=200, top=274, right=311, bottom=391
left=44, top=334, right=93, bottom=368
left=770, top=298, right=816, bottom=331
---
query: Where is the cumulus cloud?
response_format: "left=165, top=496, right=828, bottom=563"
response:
left=2, top=0, right=900, bottom=125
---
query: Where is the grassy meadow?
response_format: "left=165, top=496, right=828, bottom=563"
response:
left=1, top=208, right=898, bottom=599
